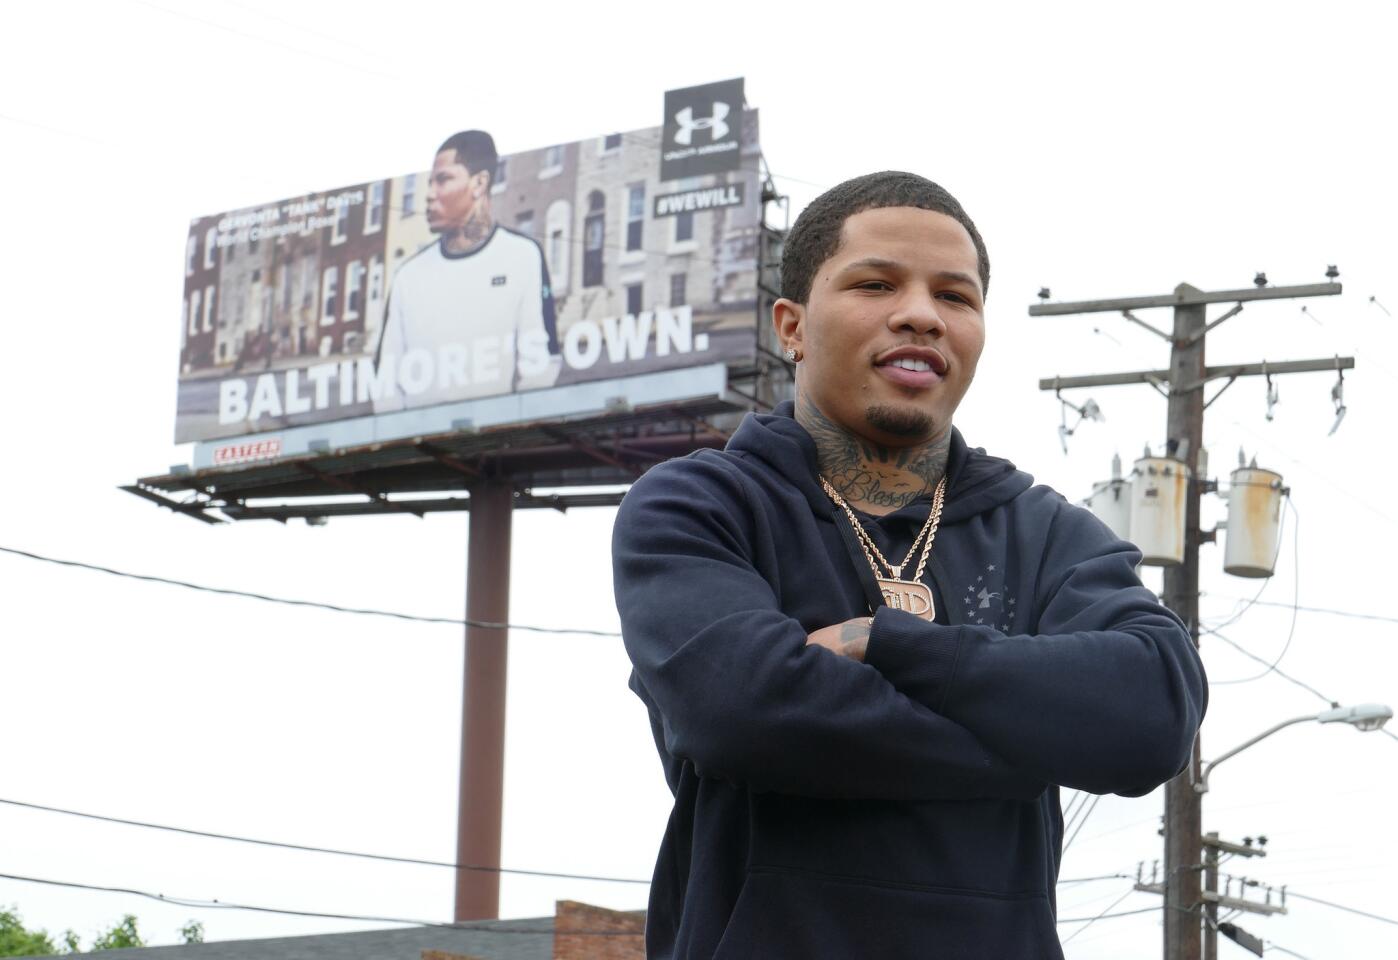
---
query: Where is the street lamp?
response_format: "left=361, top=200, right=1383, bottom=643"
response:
left=1195, top=703, right=1393, bottom=794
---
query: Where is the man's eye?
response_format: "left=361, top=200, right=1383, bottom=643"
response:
left=938, top=291, right=969, bottom=304
left=856, top=280, right=892, bottom=291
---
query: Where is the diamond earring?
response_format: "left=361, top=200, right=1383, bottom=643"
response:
left=784, top=347, right=801, bottom=363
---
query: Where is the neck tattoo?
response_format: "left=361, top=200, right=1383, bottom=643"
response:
left=443, top=211, right=494, bottom=255
left=796, top=393, right=950, bottom=515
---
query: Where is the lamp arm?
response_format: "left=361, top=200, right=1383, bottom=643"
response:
left=1195, top=714, right=1317, bottom=794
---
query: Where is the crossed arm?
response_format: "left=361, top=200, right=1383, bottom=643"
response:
left=614, top=460, right=1206, bottom=802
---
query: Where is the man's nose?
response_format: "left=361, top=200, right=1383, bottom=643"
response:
left=887, top=290, right=947, bottom=337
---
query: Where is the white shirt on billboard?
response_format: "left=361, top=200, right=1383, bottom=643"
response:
left=372, top=226, right=561, bottom=413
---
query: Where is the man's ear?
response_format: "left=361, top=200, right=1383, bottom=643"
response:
left=772, top=297, right=804, bottom=353
left=472, top=170, right=492, bottom=199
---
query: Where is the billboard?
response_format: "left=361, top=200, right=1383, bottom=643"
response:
left=175, top=84, right=761, bottom=444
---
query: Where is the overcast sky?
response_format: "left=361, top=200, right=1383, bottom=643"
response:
left=2, top=1, right=1396, bottom=957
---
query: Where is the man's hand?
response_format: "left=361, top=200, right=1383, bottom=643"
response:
left=806, top=616, right=873, bottom=662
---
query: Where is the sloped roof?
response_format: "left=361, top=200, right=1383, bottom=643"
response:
left=20, top=918, right=553, bottom=960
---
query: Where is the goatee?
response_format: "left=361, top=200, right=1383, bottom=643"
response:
left=865, top=403, right=935, bottom=438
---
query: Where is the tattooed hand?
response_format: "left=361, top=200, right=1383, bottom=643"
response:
left=806, top=617, right=873, bottom=662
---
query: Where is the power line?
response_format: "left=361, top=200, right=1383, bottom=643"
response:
left=1265, top=944, right=1315, bottom=960
left=1060, top=789, right=1086, bottom=829
left=0, top=869, right=447, bottom=929
left=1057, top=903, right=1158, bottom=924
left=1060, top=887, right=1137, bottom=943
left=0, top=797, right=649, bottom=886
left=1062, top=795, right=1102, bottom=854
left=1199, top=495, right=1287, bottom=634
left=1206, top=629, right=1333, bottom=705
left=123, top=0, right=404, bottom=84
left=0, top=544, right=621, bottom=637
left=1206, top=497, right=1301, bottom=686
left=0, top=111, right=105, bottom=145
left=1208, top=596, right=1398, bottom=627
left=1287, top=889, right=1398, bottom=927
left=0, top=870, right=639, bottom=937
left=1201, top=629, right=1398, bottom=752
left=1057, top=873, right=1134, bottom=885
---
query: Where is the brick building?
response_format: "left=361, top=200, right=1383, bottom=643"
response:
left=178, top=181, right=392, bottom=378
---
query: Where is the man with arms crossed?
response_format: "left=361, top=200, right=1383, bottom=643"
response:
left=374, top=130, right=560, bottom=413
left=612, top=172, right=1207, bottom=959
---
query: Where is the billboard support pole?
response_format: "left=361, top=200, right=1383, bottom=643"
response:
left=455, top=481, right=513, bottom=921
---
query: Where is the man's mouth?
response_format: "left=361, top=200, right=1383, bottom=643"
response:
left=873, top=346, right=948, bottom=388
left=883, top=357, right=935, bottom=373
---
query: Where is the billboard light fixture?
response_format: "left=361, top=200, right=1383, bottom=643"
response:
left=169, top=464, right=192, bottom=476
left=451, top=418, right=477, bottom=434
left=307, top=439, right=331, bottom=453
left=604, top=396, right=632, bottom=413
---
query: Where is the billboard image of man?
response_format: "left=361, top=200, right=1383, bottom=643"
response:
left=373, top=130, right=561, bottom=412
left=612, top=172, right=1208, bottom=958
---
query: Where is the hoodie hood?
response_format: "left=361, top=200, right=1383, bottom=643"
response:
left=726, top=401, right=1034, bottom=525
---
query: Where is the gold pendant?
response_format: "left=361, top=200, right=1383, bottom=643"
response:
left=876, top=577, right=935, bottom=621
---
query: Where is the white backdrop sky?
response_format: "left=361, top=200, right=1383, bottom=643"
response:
left=2, top=2, right=1395, bottom=957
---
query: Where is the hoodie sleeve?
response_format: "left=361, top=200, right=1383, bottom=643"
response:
left=863, top=499, right=1207, bottom=797
left=613, top=456, right=1045, bottom=803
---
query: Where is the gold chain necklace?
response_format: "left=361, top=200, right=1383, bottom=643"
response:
left=819, top=475, right=947, bottom=621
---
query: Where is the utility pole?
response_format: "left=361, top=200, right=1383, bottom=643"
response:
left=1030, top=278, right=1349, bottom=960
left=1202, top=833, right=1271, bottom=960
left=1135, top=834, right=1277, bottom=959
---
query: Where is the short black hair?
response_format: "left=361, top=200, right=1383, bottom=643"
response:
left=780, top=171, right=990, bottom=303
left=437, top=130, right=498, bottom=186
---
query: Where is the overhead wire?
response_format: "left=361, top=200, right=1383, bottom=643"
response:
left=1061, top=795, right=1102, bottom=854
left=1059, top=886, right=1138, bottom=943
left=1056, top=873, right=1134, bottom=885
left=1287, top=889, right=1398, bottom=927
left=0, top=544, right=621, bottom=637
left=123, top=0, right=404, bottom=83
left=1206, top=597, right=1398, bottom=627
left=0, top=869, right=446, bottom=929
left=0, top=797, right=649, bottom=885
left=1056, top=903, right=1158, bottom=924
left=1206, top=497, right=1304, bottom=687
left=1206, top=629, right=1334, bottom=706
left=1199, top=491, right=1287, bottom=634
left=0, top=870, right=638, bottom=937
left=1060, top=789, right=1086, bottom=829
left=0, top=795, right=1182, bottom=893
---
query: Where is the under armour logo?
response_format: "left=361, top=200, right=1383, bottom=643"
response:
left=673, top=102, right=730, bottom=146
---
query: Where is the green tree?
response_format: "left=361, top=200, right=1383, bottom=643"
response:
left=0, top=910, right=201, bottom=954
left=0, top=907, right=57, bottom=957
left=88, top=916, right=143, bottom=951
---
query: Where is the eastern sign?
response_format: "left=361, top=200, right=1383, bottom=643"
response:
left=660, top=78, right=746, bottom=181
left=175, top=94, right=761, bottom=445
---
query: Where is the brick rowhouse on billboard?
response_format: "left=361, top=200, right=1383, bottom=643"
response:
left=175, top=79, right=759, bottom=448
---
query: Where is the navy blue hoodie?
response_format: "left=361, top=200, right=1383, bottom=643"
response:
left=612, top=403, right=1207, bottom=959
